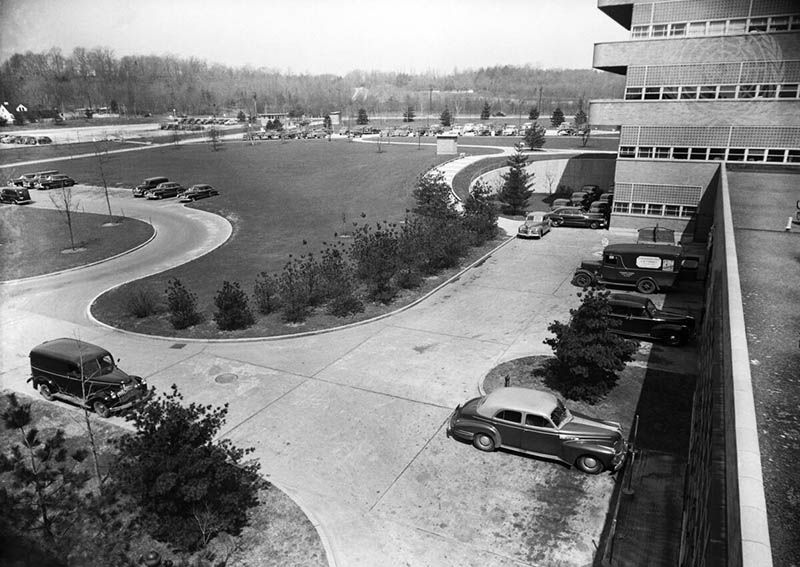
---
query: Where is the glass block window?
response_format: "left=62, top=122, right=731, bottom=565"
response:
left=788, top=150, right=800, bottom=162
left=670, top=23, right=687, bottom=36
left=631, top=203, right=647, bottom=215
left=767, top=149, right=787, bottom=162
left=680, top=86, right=698, bottom=99
left=644, top=87, right=661, bottom=100
left=758, top=84, right=777, bottom=97
left=673, top=147, right=690, bottom=160
left=619, top=146, right=636, bottom=158
left=728, top=148, right=746, bottom=161
left=709, top=148, right=727, bottom=160
left=718, top=84, right=737, bottom=98
left=648, top=204, right=664, bottom=216
left=625, top=87, right=643, bottom=100
left=738, top=84, right=757, bottom=98
left=699, top=85, right=717, bottom=99
left=662, top=86, right=679, bottom=99
left=664, top=205, right=681, bottom=217
left=749, top=18, right=768, bottom=32
left=779, top=84, right=799, bottom=98
left=655, top=147, right=671, bottom=159
left=638, top=146, right=654, bottom=158
left=746, top=148, right=766, bottom=161
left=690, top=148, right=708, bottom=160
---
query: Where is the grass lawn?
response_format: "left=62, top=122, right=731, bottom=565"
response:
left=0, top=207, right=154, bottom=280
left=46, top=139, right=500, bottom=338
left=0, top=391, right=326, bottom=567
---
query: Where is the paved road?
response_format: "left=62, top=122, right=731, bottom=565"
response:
left=1, top=185, right=635, bottom=566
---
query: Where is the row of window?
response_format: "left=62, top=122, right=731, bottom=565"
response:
left=613, top=202, right=697, bottom=218
left=618, top=146, right=800, bottom=163
left=631, top=14, right=799, bottom=39
left=624, top=83, right=800, bottom=101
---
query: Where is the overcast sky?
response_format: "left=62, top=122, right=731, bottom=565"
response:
left=0, top=0, right=628, bottom=74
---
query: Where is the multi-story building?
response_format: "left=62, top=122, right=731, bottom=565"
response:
left=591, top=0, right=800, bottom=241
left=590, top=2, right=800, bottom=566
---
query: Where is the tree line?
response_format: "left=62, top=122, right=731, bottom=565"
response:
left=0, top=47, right=625, bottom=120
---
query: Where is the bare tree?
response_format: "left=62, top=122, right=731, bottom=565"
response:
left=207, top=126, right=221, bottom=151
left=580, top=126, right=591, bottom=147
left=544, top=166, right=557, bottom=195
left=49, top=185, right=79, bottom=250
left=92, top=140, right=115, bottom=224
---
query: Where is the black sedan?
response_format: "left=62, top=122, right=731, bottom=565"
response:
left=607, top=293, right=695, bottom=346
left=146, top=182, right=185, bottom=200
left=545, top=207, right=607, bottom=229
left=447, top=387, right=627, bottom=474
left=179, top=184, right=218, bottom=202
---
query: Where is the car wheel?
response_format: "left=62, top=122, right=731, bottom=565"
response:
left=636, top=278, right=657, bottom=294
left=551, top=218, right=563, bottom=227
left=93, top=400, right=111, bottom=418
left=573, top=272, right=593, bottom=288
left=473, top=433, right=496, bottom=452
left=576, top=455, right=604, bottom=474
left=664, top=332, right=683, bottom=346
left=39, top=383, right=54, bottom=401
left=589, top=221, right=600, bottom=229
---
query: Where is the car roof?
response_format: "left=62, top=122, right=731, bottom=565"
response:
left=30, top=338, right=110, bottom=364
left=604, top=243, right=683, bottom=256
left=608, top=293, right=652, bottom=308
left=477, top=387, right=558, bottom=418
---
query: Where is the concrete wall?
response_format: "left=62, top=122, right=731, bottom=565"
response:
left=680, top=167, right=772, bottom=566
left=473, top=155, right=616, bottom=196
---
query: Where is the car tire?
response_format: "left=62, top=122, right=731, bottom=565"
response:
left=636, top=278, right=657, bottom=294
left=576, top=455, right=604, bottom=474
left=473, top=433, right=496, bottom=452
left=551, top=218, right=563, bottom=227
left=589, top=221, right=600, bottom=229
left=573, top=272, right=593, bottom=288
left=93, top=400, right=110, bottom=418
left=39, top=383, right=54, bottom=401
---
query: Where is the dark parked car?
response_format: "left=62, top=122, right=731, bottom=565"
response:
left=133, top=176, right=169, bottom=198
left=572, top=243, right=684, bottom=294
left=36, top=174, right=76, bottom=190
left=447, top=387, right=627, bottom=474
left=36, top=136, right=53, bottom=144
left=146, top=181, right=185, bottom=200
left=28, top=338, right=152, bottom=418
left=545, top=207, right=607, bottom=229
left=179, top=184, right=218, bottom=202
left=607, top=293, right=695, bottom=346
left=1, top=186, right=32, bottom=204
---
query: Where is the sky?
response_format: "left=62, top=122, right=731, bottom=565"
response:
left=0, top=0, right=628, bottom=74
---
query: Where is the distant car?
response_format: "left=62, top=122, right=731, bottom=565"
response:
left=28, top=338, right=152, bottom=418
left=179, top=184, right=218, bottom=202
left=588, top=202, right=611, bottom=215
left=1, top=186, right=32, bottom=204
left=607, top=293, right=695, bottom=346
left=447, top=387, right=627, bottom=474
left=549, top=198, right=571, bottom=210
left=517, top=211, right=552, bottom=239
left=0, top=135, right=16, bottom=143
left=36, top=136, right=52, bottom=144
left=133, top=176, right=169, bottom=198
left=146, top=181, right=184, bottom=200
left=545, top=207, right=607, bottom=229
left=36, top=174, right=75, bottom=190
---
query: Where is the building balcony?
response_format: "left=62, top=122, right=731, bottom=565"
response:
left=589, top=99, right=800, bottom=127
left=593, top=34, right=800, bottom=73
left=597, top=0, right=633, bottom=29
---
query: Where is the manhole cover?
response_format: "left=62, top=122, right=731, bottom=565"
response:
left=215, top=373, right=238, bottom=384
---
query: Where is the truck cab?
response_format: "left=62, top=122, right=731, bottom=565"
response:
left=571, top=243, right=684, bottom=294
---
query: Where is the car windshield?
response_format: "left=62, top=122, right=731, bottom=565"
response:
left=551, top=399, right=571, bottom=428
left=645, top=301, right=658, bottom=318
left=527, top=212, right=546, bottom=222
left=81, top=354, right=115, bottom=377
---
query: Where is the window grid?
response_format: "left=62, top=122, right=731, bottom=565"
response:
left=618, top=146, right=796, bottom=164
left=625, top=82, right=800, bottom=100
left=629, top=14, right=800, bottom=39
left=628, top=61, right=800, bottom=88
left=623, top=126, right=800, bottom=149
left=615, top=182, right=701, bottom=206
left=612, top=201, right=699, bottom=218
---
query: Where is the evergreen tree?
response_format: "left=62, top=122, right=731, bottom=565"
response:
left=236, top=110, right=246, bottom=122
left=574, top=108, right=588, bottom=126
left=213, top=281, right=255, bottom=331
left=323, top=114, right=332, bottom=130
left=544, top=287, right=637, bottom=403
left=497, top=144, right=533, bottom=215
left=480, top=101, right=491, bottom=120
left=462, top=180, right=498, bottom=244
left=165, top=278, right=202, bottom=329
left=550, top=107, right=565, bottom=127
left=440, top=106, right=452, bottom=127
left=402, top=106, right=415, bottom=122
left=356, top=108, right=369, bottom=125
left=523, top=123, right=546, bottom=150
left=412, top=171, right=458, bottom=219
left=528, top=106, right=540, bottom=120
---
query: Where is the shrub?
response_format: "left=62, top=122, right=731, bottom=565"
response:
left=125, top=286, right=159, bottom=318
left=543, top=286, right=637, bottom=403
left=253, top=272, right=280, bottom=314
left=213, top=281, right=255, bottom=331
left=165, top=278, right=202, bottom=329
left=462, top=180, right=499, bottom=245
left=412, top=171, right=458, bottom=220
left=278, top=257, right=312, bottom=323
left=350, top=221, right=400, bottom=303
left=326, top=294, right=364, bottom=317
left=317, top=244, right=362, bottom=316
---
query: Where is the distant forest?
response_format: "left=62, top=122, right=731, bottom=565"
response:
left=0, top=47, right=625, bottom=119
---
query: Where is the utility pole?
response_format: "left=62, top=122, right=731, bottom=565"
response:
left=537, top=86, right=543, bottom=115
left=252, top=93, right=257, bottom=124
left=428, top=86, right=433, bottom=129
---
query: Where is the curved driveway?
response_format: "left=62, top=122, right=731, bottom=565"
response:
left=1, top=181, right=631, bottom=566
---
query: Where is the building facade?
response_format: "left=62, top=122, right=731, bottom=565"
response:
left=591, top=0, right=800, bottom=242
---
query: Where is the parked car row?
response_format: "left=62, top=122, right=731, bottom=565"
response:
left=1, top=134, right=53, bottom=145
left=12, top=169, right=75, bottom=190
left=132, top=176, right=218, bottom=201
